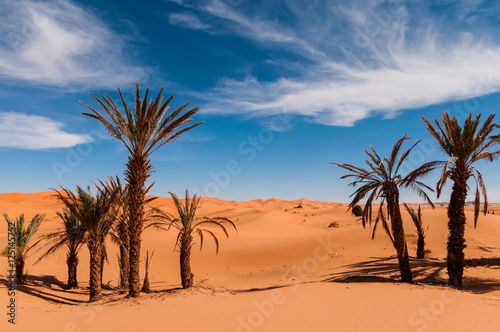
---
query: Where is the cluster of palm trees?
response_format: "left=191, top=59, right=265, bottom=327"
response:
left=5, top=85, right=236, bottom=302
left=334, top=112, right=500, bottom=287
left=4, top=85, right=497, bottom=302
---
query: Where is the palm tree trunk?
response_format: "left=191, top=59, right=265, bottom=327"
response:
left=125, top=154, right=151, bottom=298
left=416, top=236, right=425, bottom=259
left=447, top=179, right=468, bottom=287
left=119, top=221, right=129, bottom=290
left=100, top=253, right=105, bottom=288
left=67, top=250, right=79, bottom=289
left=180, top=234, right=194, bottom=288
left=88, top=241, right=102, bottom=302
left=388, top=190, right=413, bottom=283
left=15, top=255, right=25, bottom=284
left=119, top=242, right=129, bottom=290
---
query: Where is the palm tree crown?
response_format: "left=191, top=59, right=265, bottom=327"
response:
left=168, top=191, right=237, bottom=254
left=408, top=111, right=500, bottom=227
left=80, top=84, right=203, bottom=158
left=333, top=136, right=433, bottom=237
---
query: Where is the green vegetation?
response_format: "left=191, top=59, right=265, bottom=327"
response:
left=352, top=205, right=363, bottom=217
left=53, top=184, right=119, bottom=302
left=158, top=190, right=237, bottom=288
left=81, top=84, right=203, bottom=298
left=403, top=204, right=428, bottom=259
left=4, top=213, right=45, bottom=284
left=35, top=208, right=85, bottom=289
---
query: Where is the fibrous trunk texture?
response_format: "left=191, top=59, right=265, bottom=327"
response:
left=67, top=250, right=79, bottom=289
left=88, top=240, right=102, bottom=302
left=125, top=154, right=152, bottom=297
left=119, top=220, right=129, bottom=290
left=16, top=256, right=25, bottom=284
left=416, top=236, right=425, bottom=259
left=387, top=187, right=413, bottom=283
left=447, top=178, right=468, bottom=287
left=180, top=234, right=194, bottom=288
left=100, top=252, right=105, bottom=288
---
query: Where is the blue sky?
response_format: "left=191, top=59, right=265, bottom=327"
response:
left=1, top=0, right=500, bottom=202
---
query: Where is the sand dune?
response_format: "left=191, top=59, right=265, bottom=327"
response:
left=1, top=192, right=500, bottom=331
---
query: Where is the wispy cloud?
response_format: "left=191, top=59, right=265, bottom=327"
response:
left=168, top=0, right=500, bottom=126
left=0, top=111, right=91, bottom=149
left=169, top=12, right=211, bottom=30
left=0, top=0, right=145, bottom=88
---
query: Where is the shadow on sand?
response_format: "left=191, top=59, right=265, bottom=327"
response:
left=321, top=255, right=500, bottom=294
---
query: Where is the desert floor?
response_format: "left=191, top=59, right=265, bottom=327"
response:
left=1, top=192, right=500, bottom=331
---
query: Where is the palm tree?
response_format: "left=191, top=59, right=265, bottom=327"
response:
left=53, top=184, right=118, bottom=302
left=403, top=204, right=428, bottom=259
left=406, top=111, right=500, bottom=287
left=161, top=190, right=237, bottom=288
left=35, top=208, right=85, bottom=288
left=332, top=136, right=434, bottom=283
left=141, top=250, right=154, bottom=293
left=4, top=213, right=45, bottom=284
left=81, top=84, right=203, bottom=297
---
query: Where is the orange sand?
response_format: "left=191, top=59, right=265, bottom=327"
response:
left=1, top=192, right=499, bottom=331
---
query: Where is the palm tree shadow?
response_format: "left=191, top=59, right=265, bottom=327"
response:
left=28, top=274, right=66, bottom=289
left=321, top=255, right=500, bottom=294
left=321, top=255, right=448, bottom=284
left=0, top=278, right=86, bottom=305
left=463, top=257, right=500, bottom=294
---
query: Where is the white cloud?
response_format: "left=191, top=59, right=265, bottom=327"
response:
left=0, top=112, right=91, bottom=149
left=0, top=0, right=145, bottom=88
left=169, top=12, right=210, bottom=30
left=177, top=0, right=500, bottom=126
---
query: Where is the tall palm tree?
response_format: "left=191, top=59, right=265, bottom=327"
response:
left=53, top=184, right=118, bottom=302
left=4, top=213, right=45, bottom=284
left=160, top=190, right=237, bottom=288
left=332, top=136, right=434, bottom=283
left=403, top=204, right=428, bottom=259
left=81, top=84, right=203, bottom=297
left=406, top=111, right=500, bottom=287
left=35, top=208, right=85, bottom=288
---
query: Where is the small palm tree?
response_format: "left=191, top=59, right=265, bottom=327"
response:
left=53, top=184, right=118, bottom=302
left=406, top=111, right=500, bottom=287
left=35, top=208, right=85, bottom=288
left=403, top=204, right=428, bottom=259
left=161, top=190, right=237, bottom=288
left=98, top=176, right=129, bottom=290
left=81, top=84, right=203, bottom=297
left=141, top=250, right=154, bottom=293
left=4, top=213, right=45, bottom=284
left=333, top=136, right=434, bottom=283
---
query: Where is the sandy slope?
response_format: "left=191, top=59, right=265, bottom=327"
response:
left=1, top=192, right=499, bottom=331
